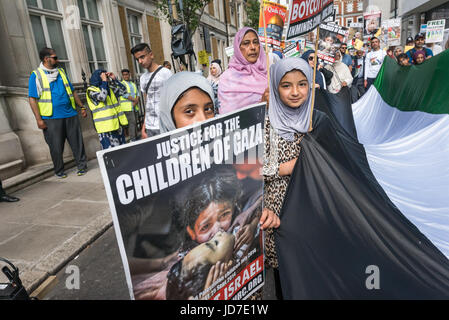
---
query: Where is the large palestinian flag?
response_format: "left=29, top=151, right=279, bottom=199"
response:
left=275, top=51, right=449, bottom=299
left=353, top=52, right=449, bottom=258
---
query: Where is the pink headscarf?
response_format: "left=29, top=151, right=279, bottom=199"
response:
left=218, top=27, right=268, bottom=114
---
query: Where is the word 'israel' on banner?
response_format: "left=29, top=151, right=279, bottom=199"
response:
left=380, top=18, right=401, bottom=47
left=97, top=104, right=266, bottom=300
left=317, top=22, right=349, bottom=63
left=426, top=19, right=446, bottom=43
left=286, top=0, right=334, bottom=40
left=258, top=1, right=288, bottom=49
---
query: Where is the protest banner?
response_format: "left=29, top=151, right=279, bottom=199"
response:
left=98, top=104, right=266, bottom=300
left=258, top=1, right=288, bottom=49
left=284, top=40, right=304, bottom=57
left=380, top=18, right=401, bottom=47
left=198, top=50, right=211, bottom=65
left=323, top=7, right=336, bottom=23
left=297, top=38, right=306, bottom=52
left=305, top=40, right=316, bottom=51
left=349, top=23, right=364, bottom=50
left=225, top=46, right=234, bottom=57
left=442, top=29, right=449, bottom=49
left=317, top=22, right=349, bottom=63
left=286, top=0, right=334, bottom=40
left=363, top=11, right=381, bottom=38
left=420, top=24, right=427, bottom=35
left=426, top=19, right=446, bottom=43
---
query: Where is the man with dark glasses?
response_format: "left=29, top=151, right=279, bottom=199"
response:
left=339, top=43, right=353, bottom=73
left=28, top=47, right=88, bottom=178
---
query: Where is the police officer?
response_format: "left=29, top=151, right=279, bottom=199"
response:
left=119, top=69, right=139, bottom=142
left=85, top=69, right=128, bottom=150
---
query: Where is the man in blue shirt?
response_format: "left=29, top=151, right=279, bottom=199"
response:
left=28, top=47, right=88, bottom=178
left=339, top=43, right=353, bottom=73
left=406, top=33, right=433, bottom=64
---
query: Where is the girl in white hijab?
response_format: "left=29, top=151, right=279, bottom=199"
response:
left=206, top=62, right=222, bottom=113
left=207, top=62, right=222, bottom=85
left=159, top=72, right=216, bottom=133
left=324, top=50, right=353, bottom=94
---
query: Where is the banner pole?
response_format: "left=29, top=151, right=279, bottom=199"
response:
left=308, top=26, right=320, bottom=132
left=261, top=1, right=270, bottom=85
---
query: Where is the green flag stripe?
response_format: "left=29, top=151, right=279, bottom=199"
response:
left=374, top=49, right=449, bottom=114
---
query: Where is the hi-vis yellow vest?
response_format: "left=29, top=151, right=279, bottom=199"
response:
left=119, top=80, right=138, bottom=112
left=86, top=86, right=128, bottom=134
left=32, top=68, right=76, bottom=116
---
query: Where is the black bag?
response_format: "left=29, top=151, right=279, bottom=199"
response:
left=171, top=24, right=194, bottom=58
left=0, top=257, right=30, bottom=300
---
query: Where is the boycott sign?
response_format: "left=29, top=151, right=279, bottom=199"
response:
left=286, top=0, right=334, bottom=40
left=258, top=1, right=288, bottom=48
left=98, top=104, right=266, bottom=300
left=317, top=22, right=349, bottom=63
left=426, top=19, right=446, bottom=43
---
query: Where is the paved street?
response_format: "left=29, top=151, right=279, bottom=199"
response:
left=43, top=227, right=277, bottom=300
left=44, top=227, right=130, bottom=300
left=0, top=159, right=112, bottom=293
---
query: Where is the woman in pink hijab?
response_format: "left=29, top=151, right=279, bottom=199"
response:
left=218, top=27, right=268, bottom=114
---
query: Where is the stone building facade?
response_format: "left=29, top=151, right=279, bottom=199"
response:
left=0, top=0, right=246, bottom=183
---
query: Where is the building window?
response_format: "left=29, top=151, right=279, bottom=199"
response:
left=346, top=17, right=353, bottom=27
left=347, top=3, right=353, bottom=13
left=230, top=3, right=236, bottom=26
left=237, top=4, right=241, bottom=29
left=334, top=4, right=339, bottom=15
left=358, top=17, right=363, bottom=23
left=77, top=0, right=107, bottom=74
left=27, top=0, right=71, bottom=76
left=357, top=2, right=363, bottom=12
left=127, top=12, right=144, bottom=74
left=214, top=0, right=219, bottom=18
left=218, top=0, right=225, bottom=22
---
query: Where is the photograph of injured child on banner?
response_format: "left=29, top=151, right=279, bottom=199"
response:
left=317, top=22, right=349, bottom=63
left=97, top=103, right=266, bottom=300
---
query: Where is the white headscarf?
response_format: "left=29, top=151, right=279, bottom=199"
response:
left=268, top=58, right=314, bottom=141
left=325, top=53, right=354, bottom=94
left=159, top=72, right=215, bottom=133
left=207, top=62, right=222, bottom=85
left=268, top=52, right=281, bottom=69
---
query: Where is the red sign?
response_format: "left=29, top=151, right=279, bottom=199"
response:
left=258, top=1, right=288, bottom=49
left=212, top=255, right=264, bottom=300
